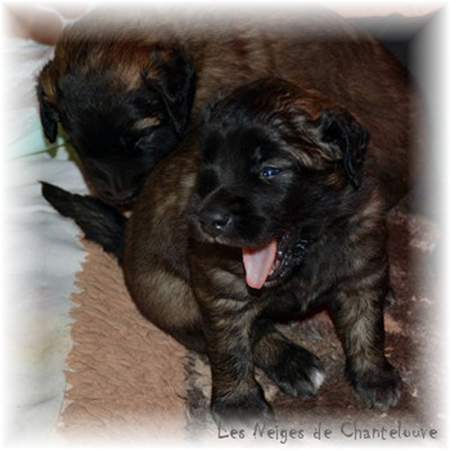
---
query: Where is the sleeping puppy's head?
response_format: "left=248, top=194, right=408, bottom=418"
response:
left=37, top=28, right=195, bottom=206
left=191, top=78, right=369, bottom=289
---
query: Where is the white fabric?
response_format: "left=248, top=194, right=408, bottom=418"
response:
left=3, top=38, right=88, bottom=446
left=4, top=38, right=67, bottom=159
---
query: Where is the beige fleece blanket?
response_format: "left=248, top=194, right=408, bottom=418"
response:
left=60, top=209, right=445, bottom=445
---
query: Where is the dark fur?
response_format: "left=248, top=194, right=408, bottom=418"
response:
left=43, top=75, right=414, bottom=425
left=37, top=33, right=195, bottom=206
left=41, top=182, right=126, bottom=261
left=37, top=7, right=414, bottom=207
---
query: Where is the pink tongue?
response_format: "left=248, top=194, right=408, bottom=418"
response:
left=242, top=240, right=277, bottom=289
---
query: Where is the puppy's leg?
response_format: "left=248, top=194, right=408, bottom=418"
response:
left=329, top=278, right=402, bottom=409
left=252, top=323, right=325, bottom=398
left=126, top=264, right=207, bottom=354
left=200, top=299, right=273, bottom=426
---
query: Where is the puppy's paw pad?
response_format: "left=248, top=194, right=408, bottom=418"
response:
left=348, top=362, right=402, bottom=409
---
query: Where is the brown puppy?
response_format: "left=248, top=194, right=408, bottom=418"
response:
left=37, top=6, right=414, bottom=206
left=121, top=78, right=406, bottom=424
left=40, top=7, right=419, bottom=425
left=42, top=66, right=417, bottom=424
left=37, top=10, right=196, bottom=206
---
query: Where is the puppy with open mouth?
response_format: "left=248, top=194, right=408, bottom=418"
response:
left=43, top=75, right=415, bottom=424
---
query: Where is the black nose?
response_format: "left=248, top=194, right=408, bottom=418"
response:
left=198, top=209, right=232, bottom=237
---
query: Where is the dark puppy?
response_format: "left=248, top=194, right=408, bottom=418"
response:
left=37, top=7, right=414, bottom=207
left=37, top=14, right=195, bottom=206
left=43, top=77, right=409, bottom=425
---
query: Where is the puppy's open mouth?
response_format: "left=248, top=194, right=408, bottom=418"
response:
left=242, top=232, right=308, bottom=289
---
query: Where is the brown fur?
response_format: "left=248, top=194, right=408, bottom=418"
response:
left=40, top=8, right=418, bottom=425
left=37, top=6, right=415, bottom=206
left=123, top=70, right=416, bottom=423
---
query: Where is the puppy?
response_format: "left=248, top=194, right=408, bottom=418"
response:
left=37, top=6, right=414, bottom=207
left=37, top=11, right=196, bottom=206
left=43, top=76, right=412, bottom=425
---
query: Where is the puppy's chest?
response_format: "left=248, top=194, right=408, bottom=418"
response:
left=264, top=272, right=329, bottom=312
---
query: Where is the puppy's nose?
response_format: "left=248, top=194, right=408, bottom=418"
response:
left=98, top=185, right=138, bottom=205
left=198, top=209, right=232, bottom=237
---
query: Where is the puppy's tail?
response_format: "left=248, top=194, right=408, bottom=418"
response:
left=41, top=182, right=126, bottom=263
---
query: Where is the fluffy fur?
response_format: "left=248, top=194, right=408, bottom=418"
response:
left=43, top=74, right=415, bottom=424
left=37, top=6, right=414, bottom=206
left=37, top=29, right=195, bottom=206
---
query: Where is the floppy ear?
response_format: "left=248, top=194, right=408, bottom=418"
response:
left=315, top=109, right=369, bottom=189
left=36, top=64, right=59, bottom=143
left=144, top=45, right=196, bottom=136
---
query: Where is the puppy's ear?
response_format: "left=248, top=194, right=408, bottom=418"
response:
left=144, top=45, right=196, bottom=136
left=36, top=63, right=59, bottom=143
left=315, top=109, right=369, bottom=189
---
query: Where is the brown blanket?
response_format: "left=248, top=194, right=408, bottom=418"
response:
left=60, top=208, right=444, bottom=444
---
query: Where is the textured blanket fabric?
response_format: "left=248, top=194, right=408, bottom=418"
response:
left=60, top=209, right=444, bottom=444
left=61, top=240, right=188, bottom=444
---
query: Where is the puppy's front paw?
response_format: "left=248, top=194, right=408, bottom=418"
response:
left=211, top=385, right=274, bottom=427
left=262, top=342, right=325, bottom=398
left=347, top=362, right=402, bottom=409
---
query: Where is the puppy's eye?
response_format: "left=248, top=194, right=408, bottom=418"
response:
left=260, top=167, right=282, bottom=179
